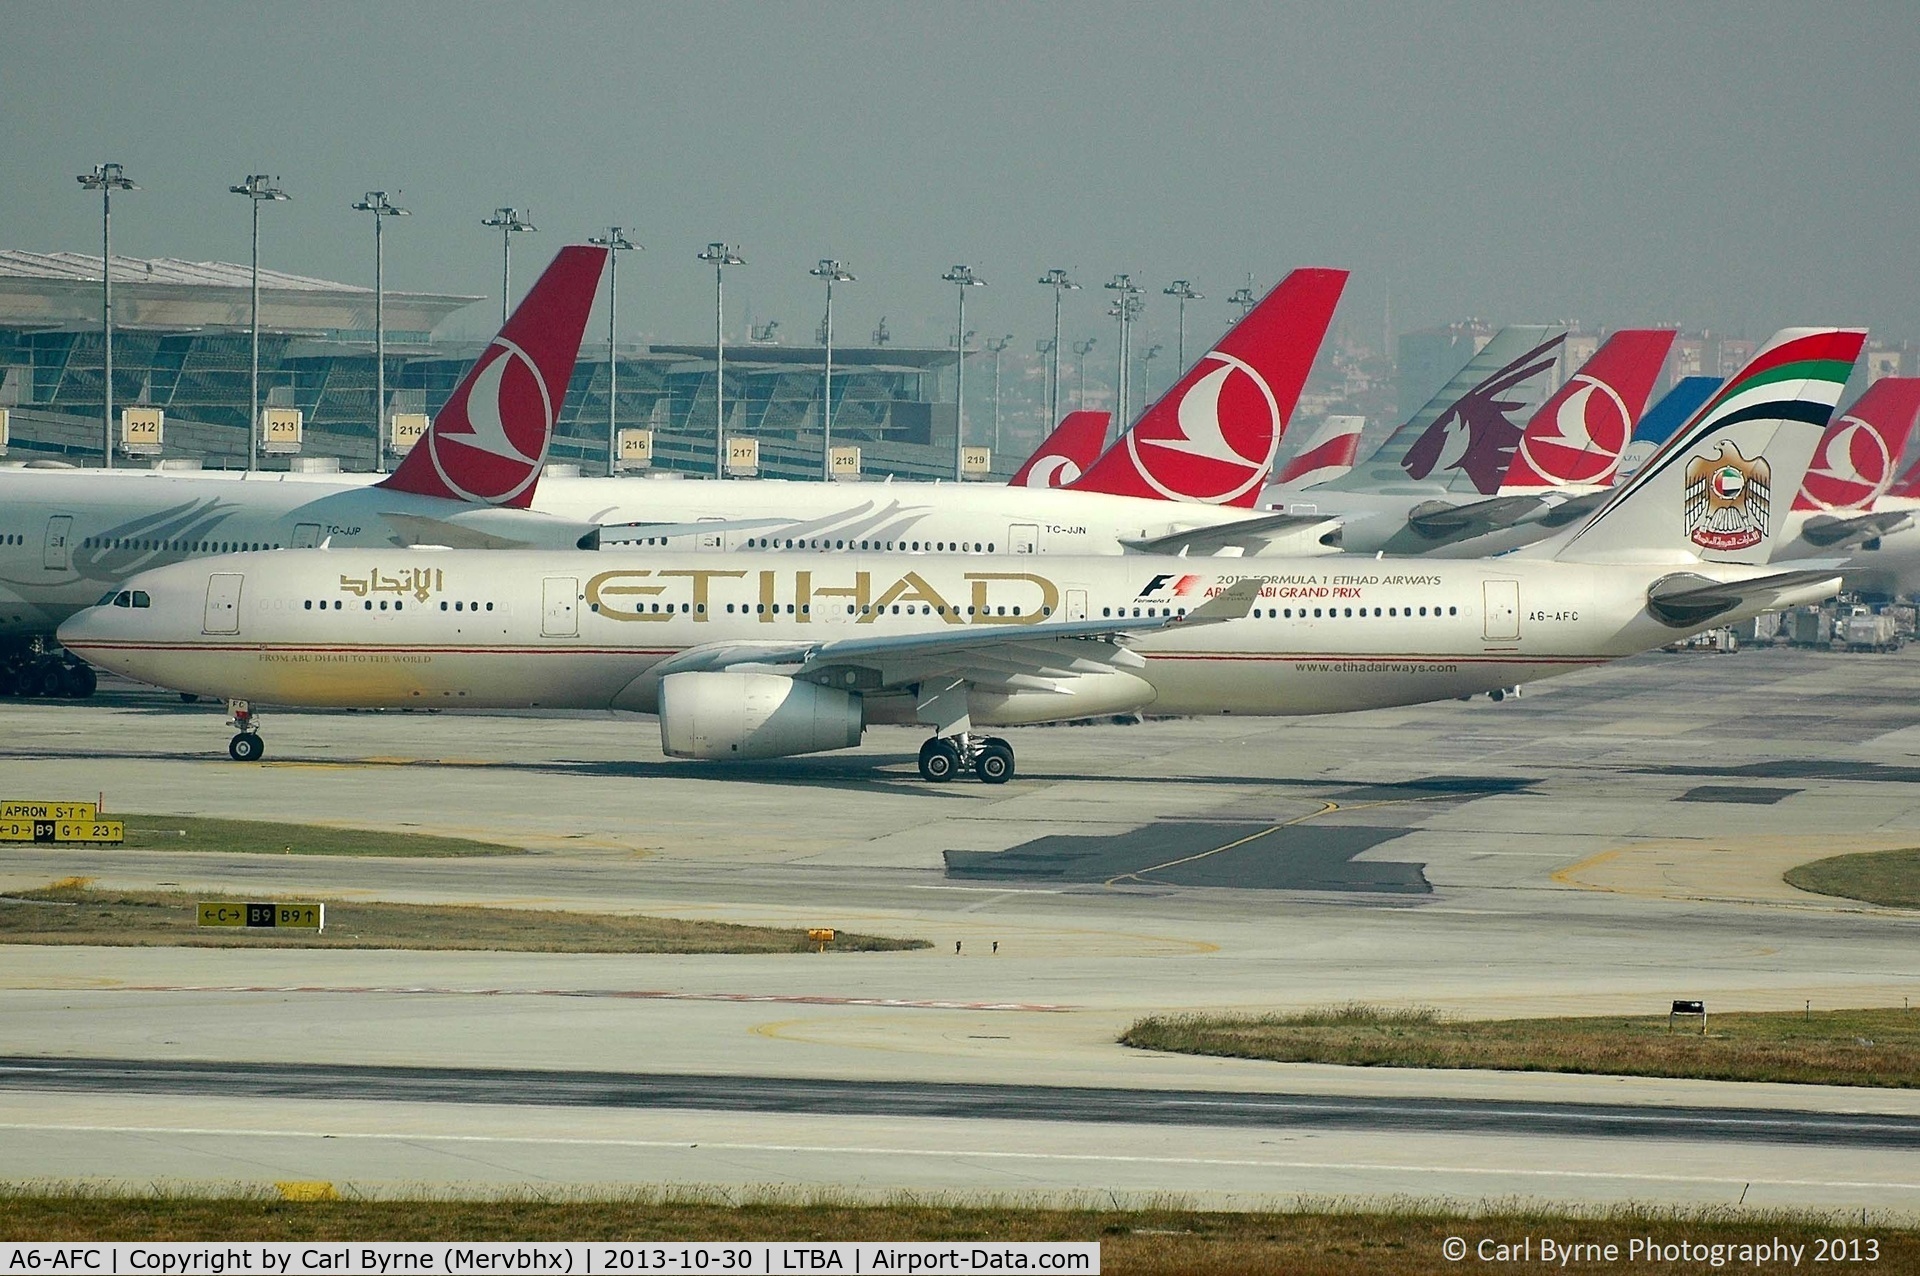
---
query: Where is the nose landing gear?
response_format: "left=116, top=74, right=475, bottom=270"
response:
left=917, top=733, right=1015, bottom=785
left=226, top=699, right=264, bottom=762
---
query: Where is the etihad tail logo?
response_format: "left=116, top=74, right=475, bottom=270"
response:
left=1684, top=443, right=1771, bottom=552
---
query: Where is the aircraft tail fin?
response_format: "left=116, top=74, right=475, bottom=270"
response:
left=1797, top=377, right=1920, bottom=511
left=1500, top=329, right=1676, bottom=492
left=1615, top=376, right=1721, bottom=480
left=378, top=244, right=607, bottom=508
left=1067, top=267, right=1348, bottom=507
left=1008, top=410, right=1111, bottom=488
left=1550, top=328, right=1867, bottom=564
left=1272, top=414, right=1364, bottom=488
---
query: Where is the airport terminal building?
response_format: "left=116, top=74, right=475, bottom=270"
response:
left=0, top=250, right=966, bottom=481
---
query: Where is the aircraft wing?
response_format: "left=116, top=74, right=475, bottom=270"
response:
left=382, top=511, right=603, bottom=551
left=595, top=517, right=790, bottom=545
left=646, top=578, right=1263, bottom=693
left=1797, top=510, right=1915, bottom=549
left=1402, top=494, right=1550, bottom=539
left=1645, top=568, right=1844, bottom=628
left=1121, top=512, right=1337, bottom=555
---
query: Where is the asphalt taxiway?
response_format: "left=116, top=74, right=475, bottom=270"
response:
left=1, top=647, right=1918, bottom=1210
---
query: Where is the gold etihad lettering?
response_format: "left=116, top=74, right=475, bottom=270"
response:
left=338, top=567, right=444, bottom=603
left=580, top=567, right=1059, bottom=626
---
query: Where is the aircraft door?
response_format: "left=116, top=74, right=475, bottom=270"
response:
left=542, top=576, right=579, bottom=637
left=43, top=516, right=73, bottom=571
left=698, top=518, right=725, bottom=552
left=1482, top=579, right=1520, bottom=641
left=1009, top=523, right=1039, bottom=555
left=292, top=523, right=322, bottom=548
left=203, top=572, right=244, bottom=635
left=1066, top=589, right=1088, bottom=621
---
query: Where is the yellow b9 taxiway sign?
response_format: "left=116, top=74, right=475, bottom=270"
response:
left=197, top=902, right=325, bottom=930
left=0, top=818, right=124, bottom=844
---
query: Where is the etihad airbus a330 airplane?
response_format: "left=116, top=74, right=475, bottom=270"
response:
left=0, top=245, right=610, bottom=694
left=63, top=328, right=1862, bottom=776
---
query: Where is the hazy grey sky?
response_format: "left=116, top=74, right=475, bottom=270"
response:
left=5, top=1, right=1916, bottom=352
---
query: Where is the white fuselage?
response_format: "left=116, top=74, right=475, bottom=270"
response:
left=0, top=470, right=593, bottom=640
left=61, top=547, right=1827, bottom=728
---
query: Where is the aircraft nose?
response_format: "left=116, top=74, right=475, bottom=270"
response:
left=57, top=606, right=106, bottom=651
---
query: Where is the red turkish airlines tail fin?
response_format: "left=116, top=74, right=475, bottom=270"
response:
left=1067, top=267, right=1348, bottom=507
left=378, top=244, right=607, bottom=509
left=1007, top=410, right=1111, bottom=488
left=1500, top=329, right=1675, bottom=493
left=1272, top=414, right=1364, bottom=488
left=1799, top=377, right=1920, bottom=510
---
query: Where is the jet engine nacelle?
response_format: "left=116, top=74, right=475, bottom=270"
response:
left=658, top=671, right=863, bottom=760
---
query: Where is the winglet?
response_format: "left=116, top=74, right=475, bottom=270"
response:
left=377, top=245, right=607, bottom=508
left=1177, top=577, right=1263, bottom=625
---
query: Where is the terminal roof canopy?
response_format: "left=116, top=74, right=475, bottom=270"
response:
left=0, top=250, right=481, bottom=338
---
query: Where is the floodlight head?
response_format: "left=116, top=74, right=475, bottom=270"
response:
left=482, top=207, right=536, bottom=233
left=1039, top=268, right=1078, bottom=291
left=699, top=241, right=745, bottom=267
left=942, top=265, right=984, bottom=287
left=78, top=163, right=137, bottom=192
left=590, top=227, right=640, bottom=252
left=811, top=258, right=855, bottom=283
left=352, top=191, right=408, bottom=217
left=1163, top=279, right=1202, bottom=301
left=231, top=174, right=289, bottom=202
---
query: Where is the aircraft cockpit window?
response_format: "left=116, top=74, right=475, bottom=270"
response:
left=132, top=591, right=150, bottom=608
left=104, top=590, right=127, bottom=607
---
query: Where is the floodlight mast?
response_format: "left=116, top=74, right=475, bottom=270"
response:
left=941, top=266, right=985, bottom=479
left=984, top=334, right=1013, bottom=455
left=1163, top=279, right=1203, bottom=373
left=230, top=174, right=289, bottom=471
left=1072, top=337, right=1097, bottom=411
left=1104, top=274, right=1143, bottom=429
left=482, top=208, right=537, bottom=325
left=588, top=228, right=640, bottom=474
left=353, top=192, right=409, bottom=471
left=809, top=259, right=855, bottom=480
left=698, top=243, right=745, bottom=478
left=1037, top=269, right=1078, bottom=428
left=77, top=163, right=137, bottom=470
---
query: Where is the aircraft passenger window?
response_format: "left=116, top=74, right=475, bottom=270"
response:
left=304, top=601, right=312, bottom=611
left=861, top=605, right=871, bottom=614
left=801, top=605, right=810, bottom=615
left=890, top=605, right=898, bottom=614
left=1285, top=608, right=1293, bottom=618
left=847, top=605, right=856, bottom=614
left=365, top=601, right=373, bottom=610
left=988, top=543, right=994, bottom=551
left=835, top=540, right=845, bottom=549
left=485, top=603, right=494, bottom=611
left=697, top=604, right=706, bottom=614
left=1314, top=608, right=1323, bottom=618
left=440, top=602, right=448, bottom=611
left=786, top=604, right=795, bottom=614
left=380, top=601, right=389, bottom=610
left=726, top=604, right=735, bottom=613
left=1102, top=607, right=1111, bottom=617
left=1449, top=606, right=1458, bottom=615
left=455, top=602, right=463, bottom=611
left=1012, top=606, right=1021, bottom=616
left=132, top=592, right=149, bottom=608
left=334, top=601, right=342, bottom=610
left=1176, top=608, right=1185, bottom=618
left=395, top=601, right=403, bottom=611
left=755, top=604, right=764, bottom=614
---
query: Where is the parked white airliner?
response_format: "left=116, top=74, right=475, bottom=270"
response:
left=62, top=329, right=1863, bottom=777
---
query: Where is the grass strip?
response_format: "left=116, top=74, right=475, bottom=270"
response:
left=0, top=1194, right=1912, bottom=1273
left=0, top=880, right=925, bottom=953
left=110, top=814, right=526, bottom=857
left=1787, top=848, right=1920, bottom=908
left=1121, top=1003, right=1920, bottom=1088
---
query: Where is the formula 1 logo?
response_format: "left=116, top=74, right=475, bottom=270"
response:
left=1798, top=414, right=1893, bottom=512
left=424, top=337, right=553, bottom=505
left=1136, top=572, right=1204, bottom=600
left=1684, top=442, right=1772, bottom=552
left=1516, top=374, right=1633, bottom=486
left=1126, top=352, right=1281, bottom=504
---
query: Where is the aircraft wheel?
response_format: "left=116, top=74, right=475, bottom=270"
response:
left=977, top=740, right=1015, bottom=785
left=60, top=664, right=96, bottom=698
left=918, top=737, right=960, bottom=782
left=228, top=733, right=265, bottom=763
left=35, top=663, right=65, bottom=697
left=181, top=693, right=200, bottom=704
left=1488, top=688, right=1506, bottom=703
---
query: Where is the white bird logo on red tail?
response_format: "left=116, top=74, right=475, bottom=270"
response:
left=1125, top=352, right=1280, bottom=504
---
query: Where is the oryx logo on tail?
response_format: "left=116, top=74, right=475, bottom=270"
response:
left=379, top=244, right=606, bottom=509
left=1403, top=333, right=1565, bottom=493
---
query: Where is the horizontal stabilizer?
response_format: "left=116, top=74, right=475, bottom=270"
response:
left=1403, top=494, right=1547, bottom=538
left=1121, top=511, right=1335, bottom=555
left=1797, top=510, right=1915, bottom=549
left=1645, top=568, right=1842, bottom=629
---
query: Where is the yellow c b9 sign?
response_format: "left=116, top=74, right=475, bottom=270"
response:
left=197, top=902, right=325, bottom=931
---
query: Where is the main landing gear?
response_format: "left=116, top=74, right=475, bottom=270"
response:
left=918, top=733, right=1015, bottom=785
left=226, top=699, right=265, bottom=762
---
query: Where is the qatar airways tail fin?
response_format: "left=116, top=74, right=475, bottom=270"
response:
left=378, top=244, right=607, bottom=509
left=1328, top=326, right=1565, bottom=495
left=1499, top=329, right=1676, bottom=493
left=1067, top=268, right=1348, bottom=507
left=1795, top=377, right=1920, bottom=511
left=1550, top=327, right=1867, bottom=564
left=1008, top=410, right=1111, bottom=488
left=1272, top=415, right=1364, bottom=488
